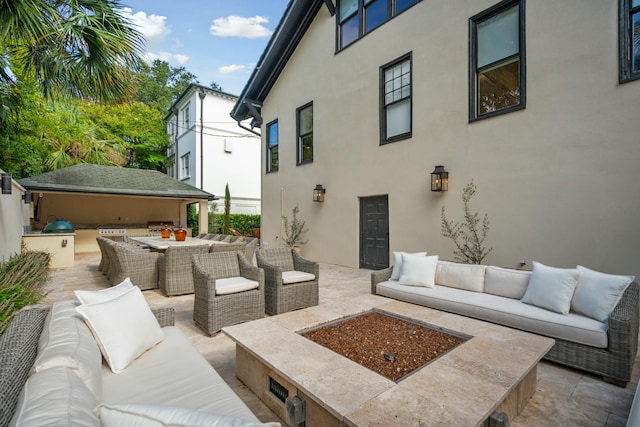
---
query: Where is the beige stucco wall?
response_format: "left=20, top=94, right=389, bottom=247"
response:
left=22, top=233, right=75, bottom=268
left=259, top=1, right=640, bottom=279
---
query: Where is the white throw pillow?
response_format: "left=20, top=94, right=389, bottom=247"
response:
left=398, top=255, right=438, bottom=287
left=75, top=277, right=134, bottom=305
left=10, top=367, right=100, bottom=427
left=31, top=300, right=103, bottom=400
left=435, top=261, right=487, bottom=293
left=571, top=265, right=635, bottom=322
left=75, top=286, right=164, bottom=374
left=96, top=403, right=280, bottom=427
left=390, top=251, right=427, bottom=280
left=521, top=261, right=580, bottom=315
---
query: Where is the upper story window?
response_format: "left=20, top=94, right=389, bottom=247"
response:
left=181, top=105, right=190, bottom=132
left=180, top=152, right=190, bottom=179
left=338, top=0, right=419, bottom=50
left=620, top=0, right=640, bottom=83
left=380, top=53, right=412, bottom=144
left=297, top=103, right=313, bottom=165
left=469, top=0, right=525, bottom=121
left=266, top=120, right=279, bottom=173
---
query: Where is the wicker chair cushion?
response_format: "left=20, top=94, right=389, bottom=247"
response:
left=391, top=251, right=427, bottom=280
left=521, top=261, right=580, bottom=315
left=398, top=254, right=438, bottom=287
left=32, top=301, right=102, bottom=400
left=214, top=277, right=259, bottom=295
left=75, top=287, right=164, bottom=374
left=10, top=366, right=99, bottom=427
left=282, top=271, right=316, bottom=285
left=436, top=261, right=486, bottom=293
left=75, top=277, right=134, bottom=305
left=571, top=265, right=635, bottom=322
left=484, top=266, right=531, bottom=300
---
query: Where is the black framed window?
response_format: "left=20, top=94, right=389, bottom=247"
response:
left=469, top=0, right=525, bottom=121
left=380, top=53, right=412, bottom=144
left=266, top=120, right=278, bottom=173
left=338, top=0, right=419, bottom=50
left=296, top=103, right=313, bottom=165
left=620, top=0, right=640, bottom=83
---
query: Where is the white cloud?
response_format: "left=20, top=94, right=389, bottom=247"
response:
left=219, top=64, right=248, bottom=75
left=121, top=7, right=171, bottom=50
left=146, top=52, right=190, bottom=65
left=210, top=16, right=272, bottom=39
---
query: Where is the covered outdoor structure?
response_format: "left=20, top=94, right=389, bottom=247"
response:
left=19, top=164, right=215, bottom=255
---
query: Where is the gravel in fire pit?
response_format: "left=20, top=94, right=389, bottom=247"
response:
left=302, top=311, right=465, bottom=381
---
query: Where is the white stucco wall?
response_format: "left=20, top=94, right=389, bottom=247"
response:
left=258, top=1, right=640, bottom=279
left=0, top=171, right=28, bottom=262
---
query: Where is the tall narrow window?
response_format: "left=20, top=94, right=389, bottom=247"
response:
left=380, top=53, right=412, bottom=144
left=297, top=103, right=313, bottom=165
left=470, top=0, right=525, bottom=121
left=181, top=105, right=190, bottom=132
left=180, top=153, right=190, bottom=179
left=620, top=0, right=640, bottom=82
left=266, top=120, right=278, bottom=173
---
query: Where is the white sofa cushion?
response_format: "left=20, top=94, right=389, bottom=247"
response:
left=10, top=366, right=100, bottom=427
left=391, top=251, right=427, bottom=280
left=31, top=300, right=103, bottom=400
left=215, top=277, right=259, bottom=295
left=521, top=261, right=580, bottom=315
left=282, top=270, right=316, bottom=284
left=102, top=326, right=259, bottom=421
left=96, top=403, right=279, bottom=427
left=75, top=277, right=134, bottom=305
left=436, top=261, right=486, bottom=293
left=75, top=286, right=164, bottom=374
left=571, top=265, right=634, bottom=322
left=398, top=255, right=438, bottom=287
left=484, top=266, right=531, bottom=299
left=376, top=280, right=607, bottom=348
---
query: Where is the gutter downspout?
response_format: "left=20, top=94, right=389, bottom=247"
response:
left=172, top=108, right=179, bottom=179
left=236, top=121, right=261, bottom=137
left=198, top=90, right=206, bottom=190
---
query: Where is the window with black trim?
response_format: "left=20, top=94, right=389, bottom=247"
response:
left=620, top=0, right=640, bottom=83
left=338, top=0, right=419, bottom=50
left=469, top=0, right=525, bottom=121
left=266, top=120, right=279, bottom=173
left=296, top=103, right=313, bottom=165
left=380, top=53, right=412, bottom=144
left=180, top=152, right=190, bottom=179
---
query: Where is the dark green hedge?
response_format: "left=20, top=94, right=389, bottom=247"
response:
left=208, top=213, right=260, bottom=235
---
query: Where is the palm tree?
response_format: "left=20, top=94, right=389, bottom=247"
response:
left=0, top=0, right=144, bottom=127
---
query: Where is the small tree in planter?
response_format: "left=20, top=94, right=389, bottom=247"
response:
left=440, top=179, right=492, bottom=264
left=282, top=205, right=308, bottom=252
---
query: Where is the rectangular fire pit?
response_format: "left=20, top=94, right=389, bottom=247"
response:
left=223, top=298, right=554, bottom=427
left=301, top=311, right=467, bottom=382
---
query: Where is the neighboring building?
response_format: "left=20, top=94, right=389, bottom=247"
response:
left=231, top=0, right=640, bottom=279
left=166, top=84, right=261, bottom=214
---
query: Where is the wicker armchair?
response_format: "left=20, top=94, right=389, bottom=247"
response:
left=158, top=245, right=210, bottom=296
left=255, top=248, right=319, bottom=315
left=96, top=236, right=109, bottom=274
left=192, top=251, right=265, bottom=335
left=209, top=241, right=246, bottom=253
left=111, top=244, right=160, bottom=290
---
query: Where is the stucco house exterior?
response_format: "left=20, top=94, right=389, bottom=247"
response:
left=166, top=83, right=261, bottom=214
left=231, top=0, right=640, bottom=279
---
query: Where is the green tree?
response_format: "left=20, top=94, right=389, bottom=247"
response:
left=223, top=184, right=231, bottom=235
left=133, top=60, right=198, bottom=114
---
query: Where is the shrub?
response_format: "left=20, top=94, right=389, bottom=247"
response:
left=208, top=213, right=260, bottom=236
left=0, top=249, right=50, bottom=334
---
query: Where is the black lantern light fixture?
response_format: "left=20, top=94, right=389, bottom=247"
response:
left=430, top=166, right=449, bottom=192
left=313, top=184, right=326, bottom=202
left=22, top=191, right=32, bottom=204
left=1, top=173, right=11, bottom=195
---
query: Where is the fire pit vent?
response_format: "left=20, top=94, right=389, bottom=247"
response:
left=268, top=376, right=288, bottom=404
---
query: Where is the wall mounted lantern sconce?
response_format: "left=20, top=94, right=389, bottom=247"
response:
left=22, top=191, right=32, bottom=204
left=313, top=184, right=326, bottom=202
left=1, top=173, right=11, bottom=195
left=430, top=166, right=449, bottom=192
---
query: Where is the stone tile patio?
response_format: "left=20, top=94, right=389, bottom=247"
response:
left=43, top=253, right=638, bottom=426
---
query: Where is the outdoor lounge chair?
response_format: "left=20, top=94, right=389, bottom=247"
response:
left=255, top=247, right=319, bottom=315
left=192, top=251, right=265, bottom=335
left=158, top=245, right=210, bottom=296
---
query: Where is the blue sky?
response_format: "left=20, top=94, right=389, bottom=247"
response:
left=120, top=0, right=290, bottom=96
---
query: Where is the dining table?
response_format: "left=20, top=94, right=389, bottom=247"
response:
left=128, top=236, right=229, bottom=251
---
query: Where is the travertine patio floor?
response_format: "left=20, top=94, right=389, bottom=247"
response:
left=44, top=253, right=638, bottom=426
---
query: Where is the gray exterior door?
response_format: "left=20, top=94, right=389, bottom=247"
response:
left=359, top=195, right=389, bottom=270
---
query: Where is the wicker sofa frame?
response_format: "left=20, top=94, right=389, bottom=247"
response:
left=256, top=248, right=319, bottom=315
left=371, top=267, right=639, bottom=386
left=192, top=251, right=265, bottom=335
left=0, top=305, right=174, bottom=427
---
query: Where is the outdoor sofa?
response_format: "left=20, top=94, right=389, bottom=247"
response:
left=0, top=280, right=277, bottom=427
left=371, top=254, right=638, bottom=386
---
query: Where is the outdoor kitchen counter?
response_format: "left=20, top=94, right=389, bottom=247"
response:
left=22, top=232, right=75, bottom=268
